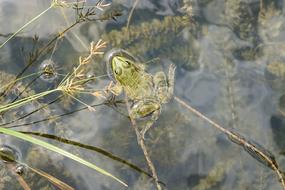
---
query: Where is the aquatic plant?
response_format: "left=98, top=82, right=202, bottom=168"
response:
left=0, top=38, right=129, bottom=187
left=102, top=14, right=199, bottom=71
left=0, top=0, right=129, bottom=188
left=225, top=0, right=258, bottom=44
left=0, top=39, right=106, bottom=112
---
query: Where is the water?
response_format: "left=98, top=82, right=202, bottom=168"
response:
left=0, top=0, right=285, bottom=189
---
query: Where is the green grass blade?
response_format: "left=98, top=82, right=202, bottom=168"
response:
left=0, top=72, right=41, bottom=91
left=0, top=89, right=58, bottom=113
left=0, top=127, right=128, bottom=187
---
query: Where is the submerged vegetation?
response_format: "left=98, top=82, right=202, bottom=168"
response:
left=0, top=0, right=285, bottom=189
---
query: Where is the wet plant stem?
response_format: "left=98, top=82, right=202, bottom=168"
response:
left=27, top=165, right=75, bottom=190
left=174, top=96, right=285, bottom=190
left=124, top=96, right=162, bottom=190
left=7, top=164, right=31, bottom=190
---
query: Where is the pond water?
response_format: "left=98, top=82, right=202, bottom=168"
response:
left=0, top=0, right=285, bottom=189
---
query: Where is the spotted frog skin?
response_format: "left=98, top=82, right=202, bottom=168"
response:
left=106, top=49, right=176, bottom=138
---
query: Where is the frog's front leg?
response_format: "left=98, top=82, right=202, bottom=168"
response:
left=130, top=98, right=161, bottom=139
left=107, top=82, right=123, bottom=96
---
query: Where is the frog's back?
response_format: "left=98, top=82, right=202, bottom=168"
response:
left=124, top=73, right=154, bottom=100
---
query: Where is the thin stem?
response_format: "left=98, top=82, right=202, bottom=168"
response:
left=0, top=96, right=63, bottom=127
left=0, top=72, right=41, bottom=91
left=126, top=0, right=139, bottom=31
left=0, top=89, right=59, bottom=113
left=5, top=100, right=107, bottom=128
left=0, top=4, right=55, bottom=49
left=124, top=96, right=162, bottom=190
left=66, top=92, right=94, bottom=110
left=11, top=74, right=42, bottom=103
left=7, top=164, right=31, bottom=190
left=27, top=165, right=75, bottom=190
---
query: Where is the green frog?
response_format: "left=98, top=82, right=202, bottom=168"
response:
left=106, top=49, right=176, bottom=138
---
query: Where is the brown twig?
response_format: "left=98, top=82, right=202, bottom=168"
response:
left=28, top=165, right=74, bottom=190
left=6, top=164, right=31, bottom=190
left=174, top=96, right=285, bottom=190
left=124, top=96, right=162, bottom=190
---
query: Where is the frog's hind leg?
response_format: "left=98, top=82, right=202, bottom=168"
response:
left=140, top=108, right=161, bottom=139
left=154, top=64, right=176, bottom=103
left=154, top=71, right=169, bottom=104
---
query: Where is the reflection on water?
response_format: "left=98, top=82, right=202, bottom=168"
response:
left=0, top=0, right=285, bottom=189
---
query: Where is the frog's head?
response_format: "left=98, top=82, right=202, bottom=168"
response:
left=106, top=49, right=141, bottom=85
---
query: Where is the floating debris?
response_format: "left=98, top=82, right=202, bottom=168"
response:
left=39, top=59, right=58, bottom=82
left=15, top=164, right=26, bottom=176
left=226, top=130, right=279, bottom=171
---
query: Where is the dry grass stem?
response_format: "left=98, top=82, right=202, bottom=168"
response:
left=58, top=39, right=107, bottom=106
left=28, top=165, right=75, bottom=190
left=174, top=96, right=285, bottom=190
left=124, top=96, right=162, bottom=190
left=6, top=164, right=31, bottom=190
left=96, top=0, right=111, bottom=11
left=0, top=39, right=107, bottom=113
left=52, top=0, right=85, bottom=8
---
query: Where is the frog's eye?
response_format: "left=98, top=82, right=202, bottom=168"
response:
left=123, top=60, right=132, bottom=68
left=126, top=60, right=131, bottom=66
left=114, top=67, right=122, bottom=75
